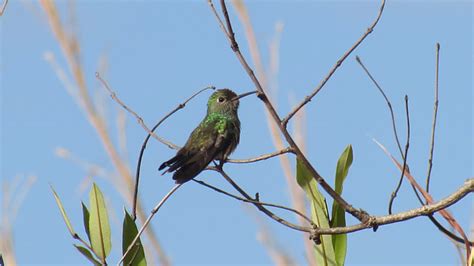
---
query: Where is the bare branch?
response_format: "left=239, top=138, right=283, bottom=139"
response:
left=95, top=72, right=179, bottom=150
left=226, top=147, right=295, bottom=163
left=313, top=179, right=473, bottom=235
left=193, top=178, right=313, bottom=225
left=355, top=56, right=403, bottom=157
left=355, top=55, right=425, bottom=205
left=282, top=0, right=386, bottom=126
left=426, top=43, right=440, bottom=194
left=388, top=96, right=410, bottom=214
left=226, top=3, right=310, bottom=259
left=211, top=165, right=312, bottom=233
left=356, top=54, right=468, bottom=246
left=208, top=0, right=371, bottom=223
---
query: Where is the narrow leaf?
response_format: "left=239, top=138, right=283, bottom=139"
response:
left=50, top=185, right=76, bottom=236
left=89, top=183, right=112, bottom=260
left=334, top=145, right=353, bottom=196
left=122, top=209, right=147, bottom=266
left=81, top=202, right=91, bottom=242
left=331, top=145, right=353, bottom=266
left=74, top=245, right=101, bottom=266
left=296, top=158, right=336, bottom=266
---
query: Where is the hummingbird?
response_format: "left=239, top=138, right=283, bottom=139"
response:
left=159, top=88, right=256, bottom=184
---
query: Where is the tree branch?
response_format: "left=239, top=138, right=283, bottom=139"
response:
left=208, top=0, right=378, bottom=223
left=355, top=56, right=404, bottom=157
left=211, top=165, right=312, bottom=233
left=356, top=55, right=469, bottom=246
left=313, top=178, right=473, bottom=235
left=96, top=72, right=186, bottom=150
left=355, top=55, right=424, bottom=206
left=388, top=96, right=410, bottom=214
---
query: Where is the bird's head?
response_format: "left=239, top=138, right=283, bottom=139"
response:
left=207, top=88, right=256, bottom=115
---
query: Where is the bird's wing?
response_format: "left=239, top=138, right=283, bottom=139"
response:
left=161, top=120, right=225, bottom=183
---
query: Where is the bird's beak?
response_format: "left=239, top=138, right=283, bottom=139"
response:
left=232, top=90, right=257, bottom=101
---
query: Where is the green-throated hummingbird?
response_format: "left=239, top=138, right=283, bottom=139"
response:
left=159, top=88, right=256, bottom=184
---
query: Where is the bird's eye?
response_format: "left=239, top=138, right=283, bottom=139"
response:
left=217, top=96, right=225, bottom=103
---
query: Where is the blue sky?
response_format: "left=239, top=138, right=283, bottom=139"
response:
left=1, top=0, right=472, bottom=265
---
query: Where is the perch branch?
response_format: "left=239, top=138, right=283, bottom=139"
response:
left=208, top=0, right=380, bottom=223
left=226, top=147, right=295, bottom=163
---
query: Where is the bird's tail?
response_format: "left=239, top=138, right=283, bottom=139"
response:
left=158, top=154, right=181, bottom=174
left=160, top=150, right=216, bottom=184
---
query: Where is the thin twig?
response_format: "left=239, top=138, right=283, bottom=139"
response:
left=355, top=56, right=424, bottom=205
left=355, top=56, right=403, bottom=157
left=428, top=215, right=473, bottom=246
left=95, top=72, right=179, bottom=150
left=207, top=0, right=231, bottom=39
left=226, top=147, right=295, bottom=163
left=193, top=178, right=313, bottom=225
left=119, top=184, right=182, bottom=266
left=282, top=0, right=386, bottom=126
left=356, top=55, right=465, bottom=244
left=388, top=96, right=410, bottom=214
left=208, top=0, right=374, bottom=222
left=426, top=43, right=440, bottom=194
left=211, top=165, right=312, bottom=232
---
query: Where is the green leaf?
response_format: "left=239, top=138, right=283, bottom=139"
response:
left=74, top=245, right=101, bottom=266
left=334, top=145, right=353, bottom=196
left=89, top=183, right=112, bottom=260
left=81, top=202, right=91, bottom=242
left=122, top=209, right=147, bottom=266
left=296, top=158, right=336, bottom=266
left=331, top=145, right=353, bottom=266
left=50, top=185, right=76, bottom=237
